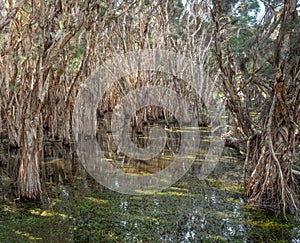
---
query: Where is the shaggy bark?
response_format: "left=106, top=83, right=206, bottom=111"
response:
left=0, top=0, right=102, bottom=200
left=246, top=0, right=300, bottom=214
left=18, top=115, right=43, bottom=201
left=212, top=0, right=300, bottom=214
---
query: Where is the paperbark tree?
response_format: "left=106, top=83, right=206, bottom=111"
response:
left=211, top=0, right=300, bottom=214
left=0, top=0, right=105, bottom=201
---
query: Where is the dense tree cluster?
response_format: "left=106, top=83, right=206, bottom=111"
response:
left=0, top=0, right=299, bottom=215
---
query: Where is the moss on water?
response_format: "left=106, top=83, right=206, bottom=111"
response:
left=0, top=150, right=299, bottom=242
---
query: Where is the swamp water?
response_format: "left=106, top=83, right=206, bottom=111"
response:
left=0, top=128, right=300, bottom=242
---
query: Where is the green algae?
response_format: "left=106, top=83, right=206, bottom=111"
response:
left=0, top=146, right=299, bottom=242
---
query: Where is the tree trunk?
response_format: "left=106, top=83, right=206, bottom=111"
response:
left=212, top=0, right=300, bottom=214
left=18, top=114, right=43, bottom=202
left=246, top=94, right=299, bottom=213
left=246, top=0, right=300, bottom=214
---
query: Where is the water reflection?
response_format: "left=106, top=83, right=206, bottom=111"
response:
left=0, top=138, right=299, bottom=241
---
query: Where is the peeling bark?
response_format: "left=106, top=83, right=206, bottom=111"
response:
left=18, top=116, right=43, bottom=201
left=212, top=0, right=300, bottom=214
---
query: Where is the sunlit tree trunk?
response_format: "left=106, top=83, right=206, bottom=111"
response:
left=18, top=114, right=43, bottom=201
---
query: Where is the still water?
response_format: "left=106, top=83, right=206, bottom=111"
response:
left=0, top=129, right=299, bottom=242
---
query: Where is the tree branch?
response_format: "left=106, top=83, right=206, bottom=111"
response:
left=0, top=0, right=27, bottom=33
left=292, top=169, right=300, bottom=176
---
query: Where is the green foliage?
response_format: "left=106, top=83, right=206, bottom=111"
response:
left=225, top=0, right=275, bottom=80
left=227, top=0, right=260, bottom=55
left=8, top=85, right=20, bottom=92
left=228, top=28, right=253, bottom=55
left=98, top=1, right=109, bottom=17
left=66, top=44, right=86, bottom=71
left=231, top=0, right=260, bottom=26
